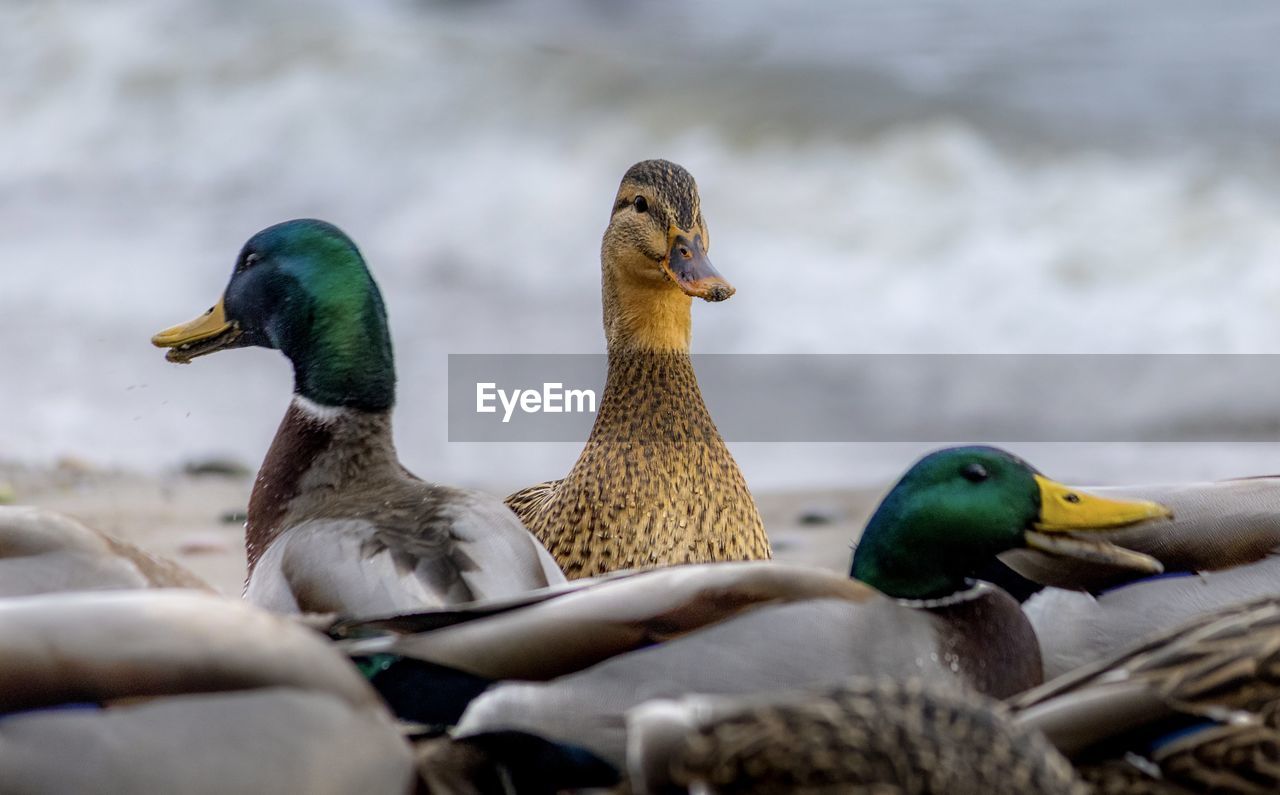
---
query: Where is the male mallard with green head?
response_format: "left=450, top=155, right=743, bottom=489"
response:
left=507, top=160, right=770, bottom=578
left=152, top=219, right=563, bottom=614
left=343, top=446, right=1170, bottom=772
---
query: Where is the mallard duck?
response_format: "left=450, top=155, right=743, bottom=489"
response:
left=627, top=677, right=1087, bottom=795
left=340, top=446, right=1170, bottom=775
left=0, top=589, right=415, bottom=793
left=505, top=159, right=770, bottom=579
left=990, top=477, right=1280, bottom=678
left=151, top=219, right=564, bottom=614
left=0, top=505, right=213, bottom=595
left=1013, top=596, right=1280, bottom=794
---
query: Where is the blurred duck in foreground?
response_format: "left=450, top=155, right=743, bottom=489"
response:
left=0, top=505, right=211, bottom=596
left=1015, top=596, right=1280, bottom=794
left=627, top=678, right=1087, bottom=795
left=337, top=446, right=1170, bottom=784
left=996, top=476, right=1280, bottom=677
left=506, top=160, right=771, bottom=578
left=0, top=590, right=415, bottom=793
left=152, top=219, right=564, bottom=614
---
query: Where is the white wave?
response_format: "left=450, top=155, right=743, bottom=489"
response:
left=4, top=0, right=1280, bottom=489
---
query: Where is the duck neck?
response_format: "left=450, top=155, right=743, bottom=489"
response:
left=587, top=348, right=722, bottom=452
left=245, top=396, right=401, bottom=576
left=851, top=509, right=974, bottom=601
left=602, top=265, right=693, bottom=354
left=276, top=287, right=396, bottom=412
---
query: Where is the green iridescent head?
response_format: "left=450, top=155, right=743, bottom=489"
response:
left=152, top=219, right=395, bottom=411
left=850, top=446, right=1171, bottom=600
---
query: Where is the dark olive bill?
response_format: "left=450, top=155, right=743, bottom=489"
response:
left=150, top=299, right=244, bottom=364
left=661, top=230, right=734, bottom=302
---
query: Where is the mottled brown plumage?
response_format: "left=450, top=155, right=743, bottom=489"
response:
left=507, top=160, right=769, bottom=578
left=1015, top=597, right=1280, bottom=795
left=631, top=678, right=1086, bottom=795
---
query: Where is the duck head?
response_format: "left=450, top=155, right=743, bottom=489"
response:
left=851, top=446, right=1172, bottom=600
left=601, top=160, right=733, bottom=352
left=151, top=219, right=395, bottom=412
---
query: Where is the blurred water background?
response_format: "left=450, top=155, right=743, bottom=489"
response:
left=5, top=0, right=1280, bottom=490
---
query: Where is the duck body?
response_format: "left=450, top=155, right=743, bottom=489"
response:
left=509, top=350, right=767, bottom=577
left=1015, top=597, right=1280, bottom=794
left=0, top=505, right=212, bottom=596
left=449, top=579, right=1036, bottom=768
left=242, top=396, right=563, bottom=615
left=507, top=161, right=769, bottom=578
left=628, top=678, right=1087, bottom=795
left=0, top=590, right=415, bottom=793
left=1028, top=555, right=1280, bottom=679
left=153, top=219, right=563, bottom=615
left=344, top=447, right=1169, bottom=779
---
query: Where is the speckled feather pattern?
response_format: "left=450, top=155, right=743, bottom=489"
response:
left=667, top=679, right=1086, bottom=795
left=1018, top=598, right=1280, bottom=794
left=507, top=351, right=769, bottom=579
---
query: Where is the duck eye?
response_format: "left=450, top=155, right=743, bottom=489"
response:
left=633, top=195, right=648, bottom=213
left=961, top=463, right=989, bottom=483
left=238, top=252, right=261, bottom=272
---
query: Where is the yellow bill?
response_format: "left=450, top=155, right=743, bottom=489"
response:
left=151, top=298, right=242, bottom=364
left=1025, top=474, right=1172, bottom=575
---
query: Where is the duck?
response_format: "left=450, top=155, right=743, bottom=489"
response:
left=627, top=677, right=1087, bottom=795
left=338, top=446, right=1170, bottom=777
left=151, top=219, right=564, bottom=615
left=505, top=159, right=770, bottom=579
left=0, top=505, right=213, bottom=596
left=992, top=477, right=1280, bottom=678
left=1013, top=596, right=1280, bottom=794
left=0, top=589, right=415, bottom=793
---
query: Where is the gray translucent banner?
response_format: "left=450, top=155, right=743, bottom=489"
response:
left=447, top=354, right=1280, bottom=443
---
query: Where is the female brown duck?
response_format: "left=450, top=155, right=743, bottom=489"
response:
left=507, top=160, right=771, bottom=578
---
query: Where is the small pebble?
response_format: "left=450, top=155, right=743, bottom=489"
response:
left=797, top=507, right=842, bottom=526
left=183, top=458, right=251, bottom=477
left=219, top=509, right=248, bottom=525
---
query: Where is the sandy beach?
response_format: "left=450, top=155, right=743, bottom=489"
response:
left=0, top=460, right=884, bottom=595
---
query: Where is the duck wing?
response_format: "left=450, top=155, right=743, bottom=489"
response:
left=1028, top=554, right=1280, bottom=679
left=342, top=562, right=876, bottom=681
left=1014, top=597, right=1280, bottom=793
left=0, top=589, right=413, bottom=793
left=452, top=596, right=961, bottom=767
left=247, top=485, right=564, bottom=616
